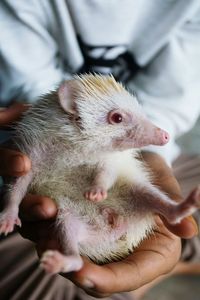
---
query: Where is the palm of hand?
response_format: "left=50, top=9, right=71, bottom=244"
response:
left=19, top=209, right=180, bottom=298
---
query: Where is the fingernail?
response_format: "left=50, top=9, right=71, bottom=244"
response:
left=11, top=155, right=25, bottom=173
left=83, top=279, right=95, bottom=289
left=186, top=216, right=199, bottom=235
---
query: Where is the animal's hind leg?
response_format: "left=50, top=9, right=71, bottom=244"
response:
left=41, top=250, right=83, bottom=274
left=132, top=183, right=200, bottom=224
left=40, top=211, right=84, bottom=274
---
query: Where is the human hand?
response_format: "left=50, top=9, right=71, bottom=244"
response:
left=141, top=151, right=199, bottom=237
left=0, top=103, right=30, bottom=128
left=0, top=103, right=32, bottom=176
left=18, top=152, right=198, bottom=298
left=0, top=105, right=198, bottom=297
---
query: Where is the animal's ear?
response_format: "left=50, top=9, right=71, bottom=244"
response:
left=58, top=80, right=78, bottom=114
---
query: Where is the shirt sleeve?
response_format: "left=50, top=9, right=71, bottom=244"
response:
left=128, top=8, right=200, bottom=163
left=0, top=0, right=71, bottom=105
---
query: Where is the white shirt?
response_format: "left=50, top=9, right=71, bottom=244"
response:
left=1, top=0, right=200, bottom=163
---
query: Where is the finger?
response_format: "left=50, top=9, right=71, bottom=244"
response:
left=163, top=215, right=198, bottom=239
left=19, top=195, right=57, bottom=243
left=0, top=103, right=31, bottom=126
left=20, top=194, right=57, bottom=221
left=0, top=148, right=31, bottom=176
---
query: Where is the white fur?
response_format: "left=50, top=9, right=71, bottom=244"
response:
left=2, top=74, right=179, bottom=265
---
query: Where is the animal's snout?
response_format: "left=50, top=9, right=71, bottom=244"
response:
left=156, top=128, right=170, bottom=145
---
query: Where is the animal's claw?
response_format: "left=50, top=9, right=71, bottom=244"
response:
left=0, top=212, right=21, bottom=235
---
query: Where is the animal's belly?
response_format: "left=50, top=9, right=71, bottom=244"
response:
left=30, top=164, right=95, bottom=202
left=29, top=165, right=155, bottom=263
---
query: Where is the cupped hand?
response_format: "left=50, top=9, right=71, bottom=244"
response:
left=18, top=152, right=198, bottom=298
left=0, top=105, right=198, bottom=298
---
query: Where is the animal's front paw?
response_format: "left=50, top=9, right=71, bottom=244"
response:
left=0, top=211, right=21, bottom=235
left=84, top=186, right=107, bottom=202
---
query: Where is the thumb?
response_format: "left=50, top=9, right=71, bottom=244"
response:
left=20, top=194, right=57, bottom=221
left=0, top=103, right=31, bottom=126
left=0, top=148, right=31, bottom=176
left=164, top=215, right=198, bottom=239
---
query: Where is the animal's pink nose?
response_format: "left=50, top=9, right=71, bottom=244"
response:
left=133, top=117, right=170, bottom=147
left=158, top=129, right=170, bottom=145
left=162, top=131, right=170, bottom=144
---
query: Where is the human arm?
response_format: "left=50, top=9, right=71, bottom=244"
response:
left=128, top=5, right=200, bottom=163
left=0, top=0, right=71, bottom=104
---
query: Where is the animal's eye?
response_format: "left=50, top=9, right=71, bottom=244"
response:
left=111, top=113, right=123, bottom=123
left=108, top=111, right=123, bottom=124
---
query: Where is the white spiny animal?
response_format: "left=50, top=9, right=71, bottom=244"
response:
left=0, top=74, right=200, bottom=274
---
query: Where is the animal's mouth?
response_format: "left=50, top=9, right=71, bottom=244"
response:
left=112, top=126, right=170, bottom=150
